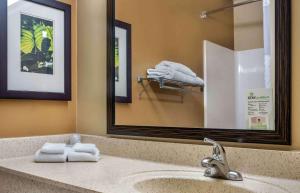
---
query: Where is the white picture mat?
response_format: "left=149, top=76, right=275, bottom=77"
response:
left=115, top=27, right=128, bottom=97
left=7, top=0, right=65, bottom=93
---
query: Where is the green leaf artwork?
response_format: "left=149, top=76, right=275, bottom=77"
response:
left=115, top=38, right=120, bottom=81
left=21, top=14, right=54, bottom=75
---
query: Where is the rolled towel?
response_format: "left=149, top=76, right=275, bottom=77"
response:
left=73, top=143, right=99, bottom=155
left=34, top=149, right=68, bottom=163
left=148, top=71, right=204, bottom=86
left=40, top=143, right=66, bottom=154
left=172, top=71, right=204, bottom=86
left=156, top=60, right=197, bottom=77
left=68, top=149, right=100, bottom=162
left=147, top=68, right=173, bottom=76
left=147, top=68, right=174, bottom=80
left=70, top=134, right=81, bottom=145
left=147, top=74, right=163, bottom=79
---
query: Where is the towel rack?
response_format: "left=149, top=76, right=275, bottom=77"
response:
left=137, top=76, right=204, bottom=102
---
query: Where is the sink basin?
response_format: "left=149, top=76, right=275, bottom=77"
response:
left=119, top=170, right=290, bottom=193
left=135, top=178, right=252, bottom=193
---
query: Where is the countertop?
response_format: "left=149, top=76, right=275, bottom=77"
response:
left=0, top=155, right=299, bottom=193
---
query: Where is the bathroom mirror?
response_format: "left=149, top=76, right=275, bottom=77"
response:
left=107, top=0, right=291, bottom=144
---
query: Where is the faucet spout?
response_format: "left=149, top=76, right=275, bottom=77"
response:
left=201, top=157, right=230, bottom=178
left=201, top=157, right=214, bottom=168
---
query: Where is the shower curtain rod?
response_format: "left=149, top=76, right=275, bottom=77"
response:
left=200, top=0, right=262, bottom=19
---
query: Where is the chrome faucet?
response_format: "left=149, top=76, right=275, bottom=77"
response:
left=201, top=138, right=243, bottom=181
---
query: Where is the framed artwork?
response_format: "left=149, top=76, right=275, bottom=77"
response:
left=115, top=20, right=132, bottom=103
left=0, top=0, right=71, bottom=100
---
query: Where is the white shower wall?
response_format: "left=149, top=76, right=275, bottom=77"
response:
left=204, top=41, right=236, bottom=129
left=204, top=41, right=269, bottom=129
left=235, top=49, right=265, bottom=129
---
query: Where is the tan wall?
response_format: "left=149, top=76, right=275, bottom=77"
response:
left=0, top=0, right=77, bottom=138
left=77, top=0, right=300, bottom=150
left=115, top=0, right=234, bottom=128
left=76, top=0, right=107, bottom=135
left=291, top=0, right=300, bottom=150
left=233, top=0, right=264, bottom=51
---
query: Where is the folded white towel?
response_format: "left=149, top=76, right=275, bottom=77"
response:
left=156, top=60, right=197, bottom=77
left=152, top=65, right=197, bottom=79
left=40, top=143, right=66, bottom=154
left=147, top=71, right=204, bottom=86
left=68, top=149, right=100, bottom=162
left=73, top=143, right=98, bottom=155
left=172, top=71, right=204, bottom=86
left=34, top=149, right=68, bottom=163
left=147, top=75, right=167, bottom=80
left=147, top=68, right=174, bottom=76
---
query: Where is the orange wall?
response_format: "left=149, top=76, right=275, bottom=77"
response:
left=233, top=0, right=264, bottom=50
left=77, top=0, right=107, bottom=136
left=115, top=0, right=234, bottom=128
left=77, top=0, right=300, bottom=150
left=0, top=0, right=77, bottom=138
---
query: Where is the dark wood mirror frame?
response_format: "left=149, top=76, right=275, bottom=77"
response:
left=107, top=0, right=291, bottom=145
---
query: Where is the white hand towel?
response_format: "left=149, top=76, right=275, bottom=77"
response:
left=147, top=74, right=164, bottom=79
left=156, top=60, right=197, bottom=77
left=147, top=67, right=176, bottom=80
left=34, top=149, right=68, bottom=163
left=148, top=71, right=204, bottom=86
left=40, top=143, right=66, bottom=154
left=152, top=65, right=196, bottom=79
left=147, top=68, right=173, bottom=77
left=172, top=71, right=204, bottom=86
left=73, top=143, right=98, bottom=155
left=68, top=149, right=100, bottom=162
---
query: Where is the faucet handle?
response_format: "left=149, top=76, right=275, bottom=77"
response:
left=204, top=138, right=219, bottom=145
left=203, top=138, right=226, bottom=161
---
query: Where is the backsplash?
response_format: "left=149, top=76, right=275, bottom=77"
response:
left=0, top=134, right=299, bottom=180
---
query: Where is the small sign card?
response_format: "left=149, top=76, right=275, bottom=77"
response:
left=246, top=89, right=273, bottom=130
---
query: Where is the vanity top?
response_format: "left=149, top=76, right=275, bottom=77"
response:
left=0, top=134, right=300, bottom=193
left=0, top=154, right=299, bottom=193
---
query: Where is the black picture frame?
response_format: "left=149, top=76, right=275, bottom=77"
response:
left=115, top=20, right=132, bottom=103
left=107, top=0, right=291, bottom=145
left=0, top=0, right=71, bottom=101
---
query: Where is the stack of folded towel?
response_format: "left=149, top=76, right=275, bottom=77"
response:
left=68, top=143, right=100, bottom=162
left=34, top=135, right=100, bottom=163
left=147, top=60, right=204, bottom=86
left=35, top=143, right=68, bottom=163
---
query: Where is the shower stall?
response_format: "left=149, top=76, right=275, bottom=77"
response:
left=203, top=0, right=275, bottom=130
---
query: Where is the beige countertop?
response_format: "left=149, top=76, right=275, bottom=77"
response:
left=0, top=155, right=299, bottom=193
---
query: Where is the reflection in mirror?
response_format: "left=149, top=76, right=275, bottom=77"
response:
left=114, top=0, right=275, bottom=131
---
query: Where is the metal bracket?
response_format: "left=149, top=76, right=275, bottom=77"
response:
left=137, top=76, right=203, bottom=102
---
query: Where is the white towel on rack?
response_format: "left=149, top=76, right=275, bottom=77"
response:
left=40, top=143, right=66, bottom=154
left=172, top=71, right=204, bottom=86
left=147, top=68, right=173, bottom=79
left=147, top=70, right=204, bottom=86
left=155, top=60, right=197, bottom=77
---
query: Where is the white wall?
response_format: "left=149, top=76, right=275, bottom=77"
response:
left=204, top=41, right=270, bottom=129
left=235, top=49, right=265, bottom=129
left=204, top=41, right=236, bottom=129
